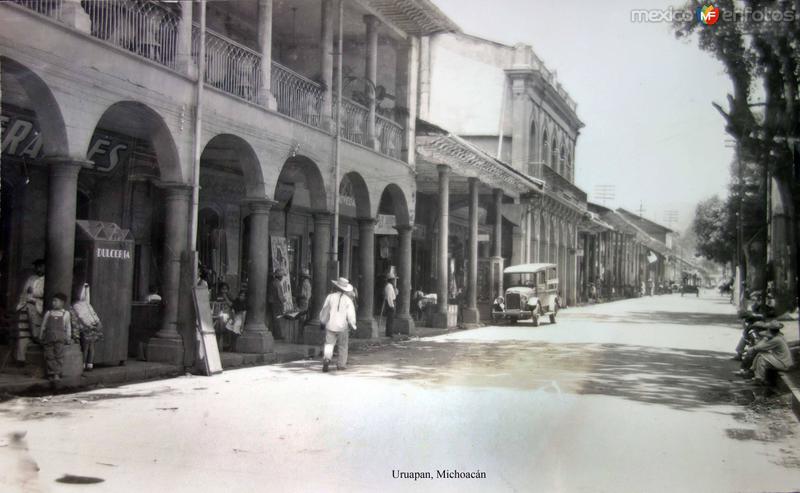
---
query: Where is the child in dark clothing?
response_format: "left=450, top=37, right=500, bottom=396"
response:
left=41, top=293, right=72, bottom=382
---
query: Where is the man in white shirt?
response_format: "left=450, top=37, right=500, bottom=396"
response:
left=15, top=259, right=45, bottom=363
left=383, top=273, right=398, bottom=337
left=319, top=277, right=357, bottom=372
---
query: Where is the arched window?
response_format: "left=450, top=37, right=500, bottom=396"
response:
left=528, top=120, right=537, bottom=175
left=542, top=130, right=550, bottom=166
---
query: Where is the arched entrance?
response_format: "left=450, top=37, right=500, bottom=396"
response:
left=273, top=155, right=327, bottom=344
left=197, top=133, right=266, bottom=351
left=77, top=100, right=184, bottom=365
left=376, top=184, right=412, bottom=334
left=0, top=57, right=69, bottom=361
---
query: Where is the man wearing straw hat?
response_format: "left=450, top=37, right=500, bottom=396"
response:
left=319, top=277, right=357, bottom=372
left=382, top=267, right=399, bottom=338
left=738, top=320, right=794, bottom=383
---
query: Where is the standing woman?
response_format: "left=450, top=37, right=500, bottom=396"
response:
left=71, top=283, right=103, bottom=371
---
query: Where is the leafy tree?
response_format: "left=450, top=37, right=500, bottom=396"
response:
left=693, top=195, right=735, bottom=264
left=675, top=0, right=798, bottom=310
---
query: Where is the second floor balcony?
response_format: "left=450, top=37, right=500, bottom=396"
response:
left=9, top=0, right=409, bottom=161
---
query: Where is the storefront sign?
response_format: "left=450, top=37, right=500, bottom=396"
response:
left=96, top=247, right=132, bottom=260
left=375, top=214, right=397, bottom=235
left=1, top=107, right=130, bottom=173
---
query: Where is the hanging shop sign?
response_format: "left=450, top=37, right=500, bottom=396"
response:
left=375, top=214, right=397, bottom=235
left=1, top=106, right=131, bottom=173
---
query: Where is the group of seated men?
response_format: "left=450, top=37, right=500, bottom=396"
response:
left=733, top=291, right=794, bottom=384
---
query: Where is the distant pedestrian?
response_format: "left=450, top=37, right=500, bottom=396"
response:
left=296, top=268, right=312, bottom=324
left=145, top=284, right=162, bottom=303
left=383, top=272, right=398, bottom=337
left=319, top=277, right=357, bottom=372
left=41, top=293, right=72, bottom=382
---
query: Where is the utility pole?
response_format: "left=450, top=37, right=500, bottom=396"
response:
left=593, top=184, right=615, bottom=207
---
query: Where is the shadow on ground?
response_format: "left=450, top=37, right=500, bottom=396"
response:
left=564, top=310, right=741, bottom=328
left=281, top=339, right=761, bottom=413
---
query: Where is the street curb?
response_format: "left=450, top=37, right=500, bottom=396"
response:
left=778, top=372, right=800, bottom=423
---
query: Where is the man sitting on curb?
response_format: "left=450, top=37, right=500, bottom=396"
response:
left=736, top=320, right=794, bottom=384
left=319, top=277, right=357, bottom=373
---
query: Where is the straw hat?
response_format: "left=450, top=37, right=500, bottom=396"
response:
left=331, top=277, right=353, bottom=293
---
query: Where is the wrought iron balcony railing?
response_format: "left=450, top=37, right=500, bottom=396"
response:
left=271, top=62, right=325, bottom=128
left=8, top=0, right=406, bottom=160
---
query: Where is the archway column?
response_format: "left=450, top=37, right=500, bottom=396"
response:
left=490, top=188, right=504, bottom=302
left=356, top=217, right=377, bottom=338
left=304, top=211, right=331, bottom=344
left=44, top=158, right=85, bottom=305
left=432, top=165, right=450, bottom=328
left=236, top=199, right=275, bottom=353
left=462, top=178, right=480, bottom=326
left=148, top=182, right=192, bottom=365
left=394, top=224, right=415, bottom=334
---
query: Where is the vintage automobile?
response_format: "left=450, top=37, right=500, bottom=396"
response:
left=680, top=271, right=700, bottom=297
left=492, top=263, right=560, bottom=326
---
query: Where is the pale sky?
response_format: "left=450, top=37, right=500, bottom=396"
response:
left=433, top=0, right=734, bottom=232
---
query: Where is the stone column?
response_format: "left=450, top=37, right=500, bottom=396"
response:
left=236, top=199, right=275, bottom=353
left=490, top=188, right=504, bottom=301
left=364, top=14, right=380, bottom=150
left=569, top=225, right=578, bottom=306
left=257, top=0, right=276, bottom=109
left=45, top=158, right=83, bottom=305
left=176, top=1, right=195, bottom=76
left=463, top=178, right=480, bottom=326
left=356, top=218, right=377, bottom=338
left=148, top=183, right=192, bottom=365
left=304, top=212, right=331, bottom=344
left=319, top=0, right=336, bottom=131
left=395, top=225, right=415, bottom=333
left=433, top=165, right=450, bottom=328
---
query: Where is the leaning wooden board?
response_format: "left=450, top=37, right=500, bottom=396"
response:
left=193, top=287, right=223, bottom=375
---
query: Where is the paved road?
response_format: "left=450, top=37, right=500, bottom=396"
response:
left=1, top=292, right=798, bottom=492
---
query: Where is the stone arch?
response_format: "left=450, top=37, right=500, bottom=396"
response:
left=1, top=56, right=69, bottom=157
left=274, top=154, right=327, bottom=211
left=201, top=133, right=267, bottom=198
left=377, top=183, right=410, bottom=226
left=341, top=171, right=371, bottom=219
left=90, top=101, right=182, bottom=182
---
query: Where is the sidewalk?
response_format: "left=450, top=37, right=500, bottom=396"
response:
left=0, top=324, right=462, bottom=398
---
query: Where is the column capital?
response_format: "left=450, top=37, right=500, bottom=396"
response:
left=44, top=157, right=88, bottom=176
left=437, top=164, right=451, bottom=175
left=158, top=181, right=194, bottom=195
left=363, top=14, right=380, bottom=28
left=394, top=224, right=413, bottom=234
left=357, top=216, right=377, bottom=227
left=312, top=210, right=333, bottom=222
left=241, top=197, right=277, bottom=214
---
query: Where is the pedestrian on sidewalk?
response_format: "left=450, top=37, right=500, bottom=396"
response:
left=70, top=283, right=103, bottom=371
left=41, top=293, right=72, bottom=382
left=319, top=277, right=357, bottom=372
left=383, top=271, right=398, bottom=337
left=14, top=259, right=45, bottom=365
